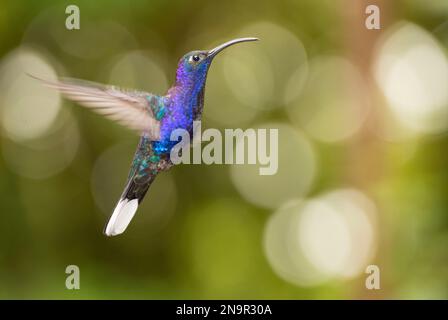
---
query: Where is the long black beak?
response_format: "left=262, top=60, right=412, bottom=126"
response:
left=207, top=37, right=258, bottom=58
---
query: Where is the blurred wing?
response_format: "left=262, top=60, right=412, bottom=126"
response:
left=34, top=76, right=161, bottom=140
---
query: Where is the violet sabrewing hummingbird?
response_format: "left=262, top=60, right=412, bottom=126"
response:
left=36, top=37, right=258, bottom=236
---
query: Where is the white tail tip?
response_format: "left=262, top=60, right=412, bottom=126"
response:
left=104, top=198, right=139, bottom=236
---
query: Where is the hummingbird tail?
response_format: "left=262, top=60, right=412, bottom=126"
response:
left=103, top=175, right=156, bottom=237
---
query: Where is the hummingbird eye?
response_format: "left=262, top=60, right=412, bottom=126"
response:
left=187, top=53, right=205, bottom=65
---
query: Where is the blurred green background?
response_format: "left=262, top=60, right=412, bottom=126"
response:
left=0, top=0, right=448, bottom=299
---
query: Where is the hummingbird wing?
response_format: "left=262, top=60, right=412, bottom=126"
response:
left=33, top=76, right=161, bottom=140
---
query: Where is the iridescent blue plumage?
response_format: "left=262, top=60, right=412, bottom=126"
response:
left=152, top=51, right=212, bottom=155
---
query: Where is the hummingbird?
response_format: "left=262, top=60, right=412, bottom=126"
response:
left=35, top=37, right=258, bottom=236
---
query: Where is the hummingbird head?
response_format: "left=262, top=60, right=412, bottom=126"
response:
left=175, top=37, right=258, bottom=87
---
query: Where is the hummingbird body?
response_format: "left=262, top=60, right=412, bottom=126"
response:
left=121, top=57, right=212, bottom=215
left=36, top=37, right=258, bottom=236
left=153, top=53, right=211, bottom=155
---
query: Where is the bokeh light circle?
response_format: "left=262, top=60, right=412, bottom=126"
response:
left=1, top=109, right=80, bottom=179
left=107, top=50, right=169, bottom=95
left=204, top=21, right=309, bottom=127
left=238, top=21, right=308, bottom=108
left=0, top=47, right=61, bottom=142
left=264, top=200, right=329, bottom=286
left=264, top=189, right=377, bottom=287
left=230, top=122, right=316, bottom=209
left=221, top=44, right=274, bottom=111
left=373, top=21, right=448, bottom=135
left=286, top=56, right=369, bottom=143
left=204, top=56, right=260, bottom=127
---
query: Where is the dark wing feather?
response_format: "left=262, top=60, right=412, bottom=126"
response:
left=33, top=76, right=161, bottom=140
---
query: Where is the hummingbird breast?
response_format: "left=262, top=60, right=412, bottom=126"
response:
left=151, top=87, right=199, bottom=155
